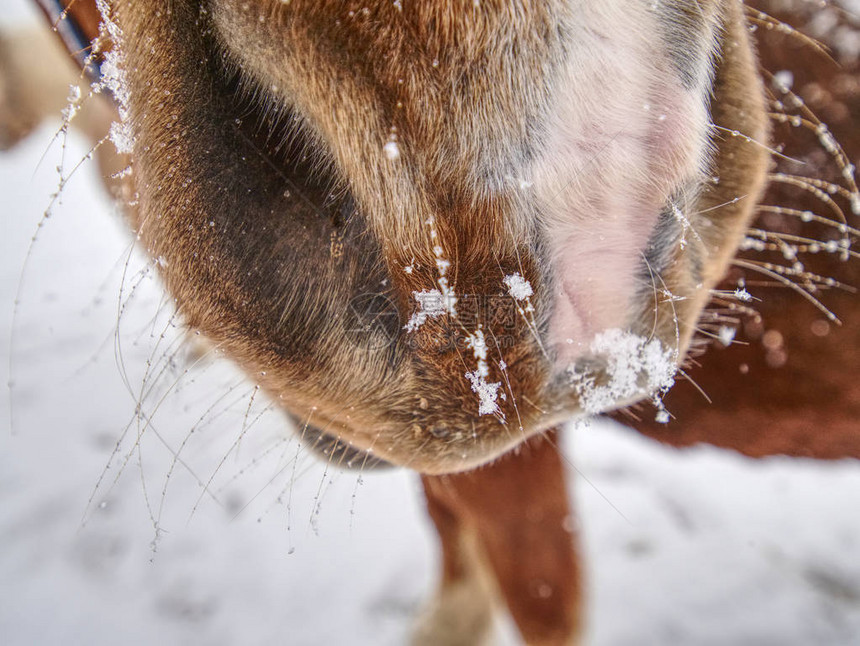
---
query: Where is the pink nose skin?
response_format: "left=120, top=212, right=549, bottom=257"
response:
left=548, top=197, right=660, bottom=366
left=535, top=83, right=707, bottom=371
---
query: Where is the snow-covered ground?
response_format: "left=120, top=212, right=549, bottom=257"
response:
left=2, top=5, right=860, bottom=646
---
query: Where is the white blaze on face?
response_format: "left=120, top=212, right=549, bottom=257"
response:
left=531, top=2, right=717, bottom=368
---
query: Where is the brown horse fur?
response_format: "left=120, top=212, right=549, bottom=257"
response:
left=98, top=5, right=767, bottom=637
left=419, top=430, right=581, bottom=646
left=9, top=0, right=858, bottom=644
left=104, top=0, right=768, bottom=477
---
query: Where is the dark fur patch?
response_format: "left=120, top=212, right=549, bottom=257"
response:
left=656, top=0, right=719, bottom=89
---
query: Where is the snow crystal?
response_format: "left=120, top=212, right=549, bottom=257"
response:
left=465, top=370, right=502, bottom=416
left=402, top=217, right=458, bottom=331
left=718, top=326, right=737, bottom=347
left=95, top=0, right=134, bottom=154
left=504, top=273, right=533, bottom=300
left=734, top=288, right=753, bottom=302
left=772, top=70, right=794, bottom=92
left=816, top=123, right=838, bottom=155
left=466, top=327, right=489, bottom=376
left=462, top=327, right=502, bottom=417
left=109, top=120, right=135, bottom=155
left=404, top=289, right=456, bottom=332
left=671, top=202, right=701, bottom=249
left=383, top=141, right=400, bottom=161
left=61, top=85, right=82, bottom=122
left=569, top=329, right=677, bottom=415
left=411, top=215, right=457, bottom=329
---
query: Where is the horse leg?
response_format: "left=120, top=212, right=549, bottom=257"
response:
left=419, top=430, right=583, bottom=646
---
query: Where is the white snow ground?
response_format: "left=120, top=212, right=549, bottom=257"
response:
left=2, top=5, right=860, bottom=646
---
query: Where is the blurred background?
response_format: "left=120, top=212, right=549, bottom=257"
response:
left=2, top=1, right=860, bottom=645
